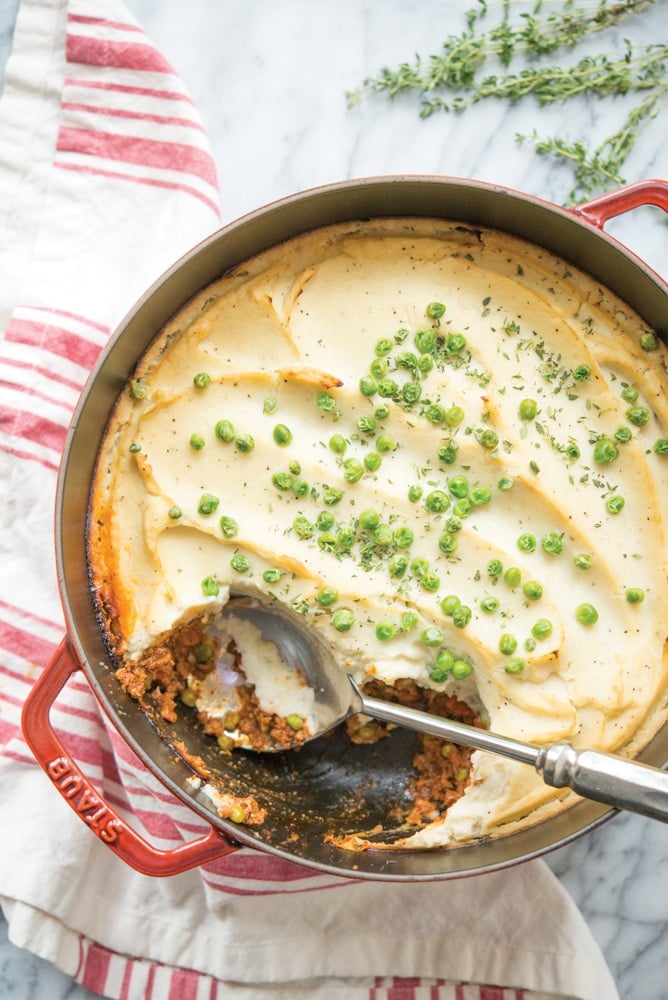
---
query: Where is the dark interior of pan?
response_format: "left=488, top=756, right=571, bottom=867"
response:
left=57, top=176, right=668, bottom=879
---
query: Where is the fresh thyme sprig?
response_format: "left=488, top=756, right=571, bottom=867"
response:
left=346, top=0, right=665, bottom=204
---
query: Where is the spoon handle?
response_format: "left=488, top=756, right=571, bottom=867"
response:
left=358, top=689, right=668, bottom=823
left=537, top=743, right=668, bottom=823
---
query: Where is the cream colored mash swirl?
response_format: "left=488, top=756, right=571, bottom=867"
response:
left=90, top=219, right=668, bottom=847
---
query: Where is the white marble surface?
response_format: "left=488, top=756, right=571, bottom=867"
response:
left=1, top=1, right=667, bottom=998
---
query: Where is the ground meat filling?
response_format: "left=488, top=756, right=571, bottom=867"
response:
left=349, top=677, right=480, bottom=826
left=117, top=628, right=480, bottom=830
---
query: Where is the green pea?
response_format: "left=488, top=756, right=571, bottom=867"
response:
left=518, top=398, right=538, bottom=421
left=480, top=595, right=499, bottom=614
left=470, top=486, right=491, bottom=506
left=435, top=648, right=455, bottom=673
left=499, top=633, right=518, bottom=655
left=504, top=657, right=525, bottom=675
left=640, top=331, right=659, bottom=351
left=272, top=472, right=293, bottom=491
left=220, top=515, right=238, bottom=538
left=444, top=405, right=465, bottom=427
left=376, top=432, right=394, bottom=453
left=331, top=608, right=355, bottom=632
left=573, top=552, right=592, bottom=570
left=517, top=533, right=536, bottom=553
left=573, top=364, right=591, bottom=382
left=415, top=328, right=437, bottom=353
left=448, top=475, right=469, bottom=499
left=402, top=381, right=422, bottom=405
left=532, top=618, right=553, bottom=640
left=541, top=531, right=564, bottom=556
left=128, top=442, right=141, bottom=453
left=401, top=610, right=419, bottom=631
left=504, top=566, right=522, bottom=587
left=375, top=338, right=394, bottom=357
left=565, top=442, right=580, bottom=461
left=262, top=568, right=283, bottom=583
left=593, top=437, right=617, bottom=464
left=451, top=658, right=473, bottom=679
left=374, top=404, right=391, bottom=420
left=605, top=494, right=625, bottom=515
left=621, top=384, right=639, bottom=403
left=426, top=402, right=446, bottom=425
left=497, top=475, right=515, bottom=491
left=369, top=358, right=388, bottom=379
left=129, top=380, right=146, bottom=400
left=198, top=493, right=219, bottom=516
left=522, top=580, right=543, bottom=601
left=407, top=484, right=424, bottom=503
left=524, top=636, right=537, bottom=652
left=440, top=594, right=460, bottom=616
left=316, top=510, right=335, bottom=531
left=201, top=575, right=219, bottom=597
left=286, top=714, right=305, bottom=732
left=168, top=505, right=182, bottom=520
left=438, top=440, right=458, bottom=464
left=425, top=489, right=450, bottom=513
left=317, top=531, right=337, bottom=551
left=273, top=424, right=292, bottom=448
left=372, top=523, right=393, bottom=547
left=653, top=438, right=668, bottom=455
left=421, top=626, right=444, bottom=647
left=389, top=553, right=409, bottom=578
left=410, top=557, right=430, bottom=578
left=488, top=558, right=504, bottom=580
left=230, top=552, right=250, bottom=573
left=625, top=587, right=645, bottom=605
left=438, top=532, right=458, bottom=555
left=426, top=301, right=446, bottom=322
left=235, top=433, right=255, bottom=453
left=393, top=525, right=414, bottom=549
left=316, top=392, right=336, bottom=412
left=336, top=528, right=355, bottom=551
left=359, top=375, right=378, bottom=397
left=357, top=415, right=376, bottom=435
left=263, top=395, right=278, bottom=414
left=376, top=378, right=398, bottom=399
left=477, top=428, right=499, bottom=449
left=193, top=642, right=214, bottom=664
left=293, top=515, right=314, bottom=539
left=358, top=508, right=380, bottom=530
left=329, top=433, right=347, bottom=454
left=614, top=426, right=633, bottom=444
left=189, top=433, right=205, bottom=451
left=420, top=573, right=441, bottom=593
left=395, top=327, right=410, bottom=343
left=215, top=419, right=235, bottom=442
left=193, top=372, right=211, bottom=388
left=626, top=406, right=650, bottom=427
left=452, top=604, right=472, bottom=628
left=375, top=621, right=395, bottom=641
left=323, top=487, right=344, bottom=505
left=445, top=515, right=462, bottom=533
left=445, top=333, right=467, bottom=354
left=293, top=479, right=309, bottom=497
left=575, top=602, right=599, bottom=625
left=317, top=587, right=339, bottom=607
left=364, top=452, right=382, bottom=472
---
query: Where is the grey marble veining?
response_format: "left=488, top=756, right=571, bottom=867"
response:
left=2, top=1, right=668, bottom=998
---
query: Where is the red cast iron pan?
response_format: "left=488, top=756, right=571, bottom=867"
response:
left=21, top=175, right=668, bottom=879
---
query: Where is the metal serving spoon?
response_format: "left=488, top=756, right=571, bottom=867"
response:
left=221, top=594, right=668, bottom=823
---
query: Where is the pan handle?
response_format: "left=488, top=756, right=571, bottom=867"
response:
left=21, top=638, right=239, bottom=876
left=574, top=179, right=668, bottom=228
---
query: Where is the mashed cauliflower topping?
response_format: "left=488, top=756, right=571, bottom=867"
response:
left=88, top=218, right=668, bottom=847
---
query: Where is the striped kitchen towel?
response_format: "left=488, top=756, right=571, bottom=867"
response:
left=0, top=1, right=619, bottom=998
